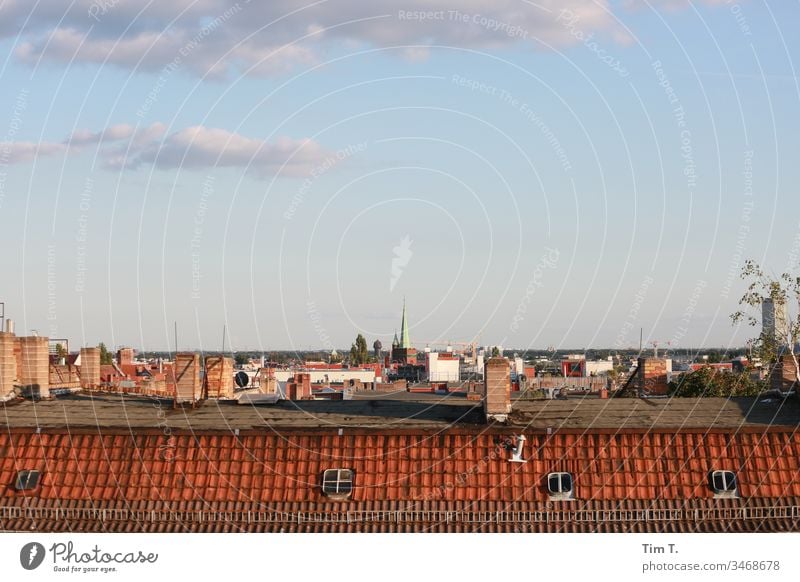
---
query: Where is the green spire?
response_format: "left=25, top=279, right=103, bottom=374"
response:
left=400, top=299, right=411, bottom=349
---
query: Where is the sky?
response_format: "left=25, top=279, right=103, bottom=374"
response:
left=0, top=0, right=798, bottom=352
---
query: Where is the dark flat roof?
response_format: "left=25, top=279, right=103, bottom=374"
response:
left=2, top=392, right=799, bottom=433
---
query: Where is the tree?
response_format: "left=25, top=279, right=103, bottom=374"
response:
left=234, top=353, right=249, bottom=367
left=349, top=334, right=369, bottom=366
left=55, top=343, right=67, bottom=360
left=731, top=260, right=800, bottom=388
left=669, top=367, right=764, bottom=397
left=491, top=346, right=501, bottom=358
left=99, top=342, right=113, bottom=365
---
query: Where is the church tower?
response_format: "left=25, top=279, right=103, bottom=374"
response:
left=391, top=299, right=417, bottom=364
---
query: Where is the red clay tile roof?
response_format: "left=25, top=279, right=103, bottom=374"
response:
left=3, top=395, right=800, bottom=532
left=2, top=428, right=800, bottom=532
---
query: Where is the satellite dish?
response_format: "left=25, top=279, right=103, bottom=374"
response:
left=234, top=371, right=249, bottom=388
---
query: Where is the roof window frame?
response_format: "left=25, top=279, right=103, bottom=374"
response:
left=546, top=471, right=574, bottom=500
left=15, top=469, right=41, bottom=492
left=322, top=468, right=354, bottom=500
left=710, top=470, right=738, bottom=497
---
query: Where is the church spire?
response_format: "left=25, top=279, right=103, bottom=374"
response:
left=400, top=298, right=411, bottom=349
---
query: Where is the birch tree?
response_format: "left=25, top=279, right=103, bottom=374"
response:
left=731, top=260, right=800, bottom=390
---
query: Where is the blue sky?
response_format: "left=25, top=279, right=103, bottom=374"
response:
left=0, top=0, right=798, bottom=352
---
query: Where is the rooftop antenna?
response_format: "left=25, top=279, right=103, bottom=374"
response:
left=174, top=321, right=178, bottom=355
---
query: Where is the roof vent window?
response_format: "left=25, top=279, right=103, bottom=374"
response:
left=15, top=470, right=41, bottom=491
left=322, top=469, right=354, bottom=499
left=547, top=472, right=574, bottom=500
left=710, top=470, right=737, bottom=496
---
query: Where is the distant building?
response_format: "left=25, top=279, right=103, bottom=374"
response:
left=272, top=367, right=378, bottom=384
left=426, top=351, right=460, bottom=382
left=762, top=298, right=787, bottom=346
left=561, top=355, right=614, bottom=377
left=391, top=300, right=417, bottom=364
left=689, top=362, right=733, bottom=373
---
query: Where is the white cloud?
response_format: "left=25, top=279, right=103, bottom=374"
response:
left=0, top=141, right=67, bottom=164
left=5, top=0, right=630, bottom=77
left=68, top=123, right=136, bottom=145
left=1, top=122, right=331, bottom=177
left=120, top=125, right=328, bottom=176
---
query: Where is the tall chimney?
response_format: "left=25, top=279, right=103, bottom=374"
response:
left=637, top=357, right=668, bottom=396
left=174, top=352, right=201, bottom=404
left=79, top=347, right=101, bottom=390
left=204, top=355, right=234, bottom=399
left=0, top=331, right=16, bottom=399
left=19, top=336, right=50, bottom=399
left=5, top=319, right=14, bottom=334
left=117, top=347, right=134, bottom=366
left=484, top=357, right=511, bottom=422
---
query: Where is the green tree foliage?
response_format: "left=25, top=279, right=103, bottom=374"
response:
left=491, top=346, right=501, bottom=358
left=55, top=343, right=67, bottom=359
left=349, top=334, right=369, bottom=365
left=234, top=353, right=249, bottom=367
left=731, top=260, right=800, bottom=375
left=668, top=367, right=764, bottom=397
left=99, top=342, right=113, bottom=365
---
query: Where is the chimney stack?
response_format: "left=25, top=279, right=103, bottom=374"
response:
left=484, top=357, right=512, bottom=422
left=18, top=336, right=50, bottom=399
left=117, top=347, right=134, bottom=367
left=174, top=352, right=201, bottom=404
left=79, top=347, right=101, bottom=390
left=636, top=357, right=668, bottom=396
left=771, top=355, right=799, bottom=394
left=204, top=355, right=234, bottom=399
left=0, top=331, right=16, bottom=399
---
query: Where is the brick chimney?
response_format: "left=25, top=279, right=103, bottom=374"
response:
left=117, top=348, right=134, bottom=367
left=174, top=352, right=201, bottom=404
left=484, top=357, right=512, bottom=422
left=637, top=357, right=668, bottom=396
left=295, top=372, right=312, bottom=400
left=771, top=355, right=799, bottom=394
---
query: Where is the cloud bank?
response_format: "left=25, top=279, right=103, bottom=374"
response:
left=5, top=1, right=627, bottom=77
left=1, top=122, right=331, bottom=177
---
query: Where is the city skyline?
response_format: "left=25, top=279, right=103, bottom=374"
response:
left=1, top=1, right=798, bottom=351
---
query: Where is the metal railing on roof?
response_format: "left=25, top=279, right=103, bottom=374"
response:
left=1, top=504, right=798, bottom=528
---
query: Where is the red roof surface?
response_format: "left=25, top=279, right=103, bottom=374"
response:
left=3, top=393, right=800, bottom=532
left=2, top=428, right=800, bottom=532
left=2, top=430, right=799, bottom=503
